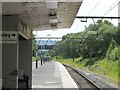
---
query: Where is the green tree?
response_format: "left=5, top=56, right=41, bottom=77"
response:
left=51, top=20, right=119, bottom=63
left=32, top=34, right=36, bottom=57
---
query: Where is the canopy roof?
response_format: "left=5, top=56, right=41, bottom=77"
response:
left=2, top=1, right=83, bottom=31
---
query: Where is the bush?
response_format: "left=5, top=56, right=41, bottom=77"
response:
left=107, top=46, right=119, bottom=61
left=106, top=39, right=118, bottom=60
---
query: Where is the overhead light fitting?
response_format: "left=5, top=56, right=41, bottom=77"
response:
left=51, top=23, right=57, bottom=26
left=45, top=0, right=58, bottom=9
left=49, top=19, right=58, bottom=23
left=49, top=9, right=56, bottom=16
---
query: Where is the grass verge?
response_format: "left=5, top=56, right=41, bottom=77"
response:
left=54, top=57, right=119, bottom=85
left=32, top=57, right=36, bottom=62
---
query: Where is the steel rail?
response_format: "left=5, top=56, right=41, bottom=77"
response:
left=63, top=64, right=102, bottom=90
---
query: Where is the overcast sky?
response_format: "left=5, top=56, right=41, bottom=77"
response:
left=33, top=0, right=119, bottom=38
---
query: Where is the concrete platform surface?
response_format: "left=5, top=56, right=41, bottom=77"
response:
left=32, top=61, right=78, bottom=88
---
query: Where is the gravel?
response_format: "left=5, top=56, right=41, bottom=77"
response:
left=75, top=68, right=119, bottom=89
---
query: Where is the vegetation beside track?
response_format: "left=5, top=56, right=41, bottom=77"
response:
left=50, top=20, right=120, bottom=85
left=53, top=57, right=119, bottom=85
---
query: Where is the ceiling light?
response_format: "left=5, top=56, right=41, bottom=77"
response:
left=51, top=23, right=57, bottom=26
left=49, top=19, right=58, bottom=23
left=46, top=0, right=58, bottom=9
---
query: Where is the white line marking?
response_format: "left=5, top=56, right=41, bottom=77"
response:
left=45, top=82, right=58, bottom=84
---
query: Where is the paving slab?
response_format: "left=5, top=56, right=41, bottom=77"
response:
left=32, top=61, right=62, bottom=88
left=32, top=61, right=78, bottom=89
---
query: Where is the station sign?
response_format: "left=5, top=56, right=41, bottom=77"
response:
left=0, top=31, right=18, bottom=43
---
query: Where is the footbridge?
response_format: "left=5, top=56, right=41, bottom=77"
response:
left=35, top=37, right=62, bottom=50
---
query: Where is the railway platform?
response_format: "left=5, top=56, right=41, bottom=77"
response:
left=32, top=61, right=78, bottom=89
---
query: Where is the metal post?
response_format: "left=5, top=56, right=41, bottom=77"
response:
left=41, top=58, right=42, bottom=65
left=36, top=60, right=38, bottom=68
left=40, top=42, right=43, bottom=65
left=36, top=40, right=38, bottom=68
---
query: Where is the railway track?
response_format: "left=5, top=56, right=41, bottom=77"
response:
left=63, top=64, right=102, bottom=90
